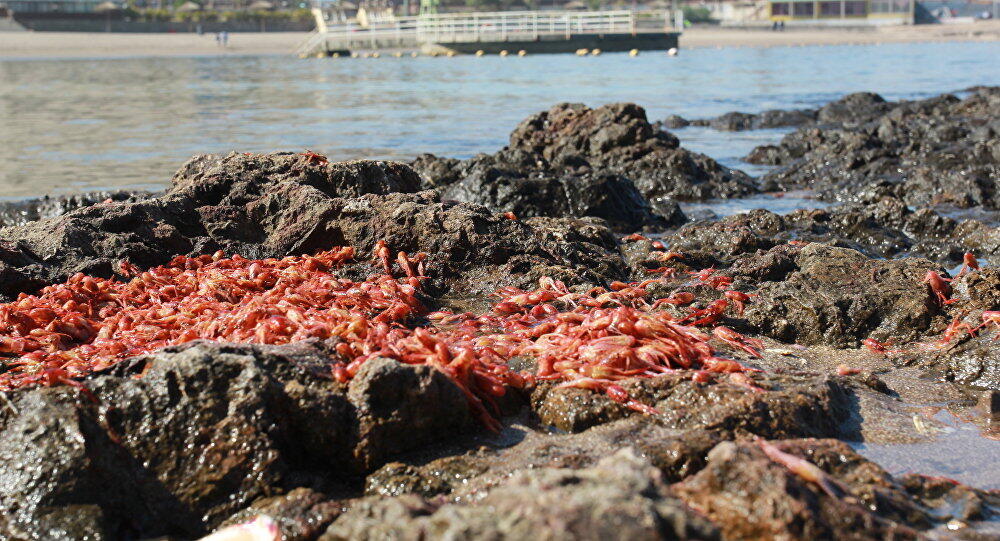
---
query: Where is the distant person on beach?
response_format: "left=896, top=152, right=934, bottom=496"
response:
left=221, top=31, right=229, bottom=48
left=215, top=32, right=222, bottom=47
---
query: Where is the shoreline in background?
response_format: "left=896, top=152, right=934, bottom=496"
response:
left=0, top=21, right=998, bottom=60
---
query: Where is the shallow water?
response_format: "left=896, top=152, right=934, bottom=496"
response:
left=679, top=191, right=830, bottom=219
left=1, top=40, right=999, bottom=197
left=852, top=408, right=1000, bottom=490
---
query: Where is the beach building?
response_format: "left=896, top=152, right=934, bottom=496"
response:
left=2, top=0, right=107, bottom=13
left=767, top=0, right=914, bottom=24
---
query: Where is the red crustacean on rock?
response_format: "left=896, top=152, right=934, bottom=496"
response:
left=933, top=316, right=974, bottom=348
left=756, top=437, right=849, bottom=499
left=956, top=252, right=980, bottom=277
left=923, top=271, right=957, bottom=307
left=971, top=311, right=1000, bottom=338
left=299, top=150, right=329, bottom=166
left=0, top=242, right=763, bottom=429
left=712, top=326, right=764, bottom=358
left=862, top=338, right=896, bottom=356
left=679, top=299, right=729, bottom=326
left=723, top=290, right=756, bottom=317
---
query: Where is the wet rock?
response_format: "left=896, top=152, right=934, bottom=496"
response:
left=742, top=244, right=944, bottom=348
left=0, top=155, right=634, bottom=300
left=673, top=438, right=951, bottom=540
left=953, top=267, right=1000, bottom=312
left=0, top=190, right=151, bottom=228
left=172, top=152, right=422, bottom=197
left=364, top=420, right=723, bottom=501
left=435, top=161, right=674, bottom=231
left=413, top=103, right=756, bottom=219
left=660, top=198, right=1000, bottom=269
left=899, top=473, right=1000, bottom=526
left=348, top=357, right=474, bottom=470
left=816, top=91, right=894, bottom=125
left=695, top=111, right=757, bottom=131
left=686, top=107, right=817, bottom=131
left=750, top=88, right=1000, bottom=209
left=916, top=268, right=1000, bottom=389
left=364, top=456, right=485, bottom=498
left=220, top=488, right=343, bottom=541
left=755, top=108, right=819, bottom=129
left=0, top=341, right=475, bottom=539
left=919, top=335, right=1000, bottom=390
left=660, top=114, right=690, bottom=129
left=323, top=449, right=720, bottom=541
left=531, top=371, right=854, bottom=437
left=658, top=209, right=785, bottom=265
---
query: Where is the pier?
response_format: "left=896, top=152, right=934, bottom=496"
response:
left=297, top=10, right=680, bottom=57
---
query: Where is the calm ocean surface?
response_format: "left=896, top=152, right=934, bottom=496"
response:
left=0, top=40, right=998, bottom=197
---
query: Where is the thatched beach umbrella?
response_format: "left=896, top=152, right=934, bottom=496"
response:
left=176, top=1, right=202, bottom=11
left=248, top=0, right=273, bottom=8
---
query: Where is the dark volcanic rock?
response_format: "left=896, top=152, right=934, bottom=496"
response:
left=740, top=244, right=945, bottom=348
left=323, top=449, right=721, bottom=541
left=659, top=199, right=1000, bottom=269
left=531, top=371, right=854, bottom=437
left=750, top=87, right=1000, bottom=209
left=923, top=268, right=1000, bottom=390
left=816, top=91, right=893, bottom=126
left=660, top=114, right=690, bottom=129
left=0, top=153, right=633, bottom=300
left=412, top=102, right=755, bottom=225
left=673, top=439, right=955, bottom=540
left=0, top=190, right=151, bottom=228
left=687, top=92, right=890, bottom=133
left=0, top=341, right=474, bottom=539
left=435, top=159, right=676, bottom=231
left=690, top=108, right=817, bottom=131
left=921, top=335, right=1000, bottom=390
left=221, top=488, right=343, bottom=541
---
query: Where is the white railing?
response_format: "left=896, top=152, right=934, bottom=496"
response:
left=416, top=10, right=636, bottom=43
left=298, top=9, right=652, bottom=55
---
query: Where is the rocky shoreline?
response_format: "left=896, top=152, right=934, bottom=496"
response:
left=0, top=88, right=997, bottom=540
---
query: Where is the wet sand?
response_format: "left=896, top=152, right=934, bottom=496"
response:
left=0, top=21, right=998, bottom=59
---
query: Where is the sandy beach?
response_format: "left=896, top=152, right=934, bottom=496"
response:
left=0, top=30, right=309, bottom=59
left=0, top=20, right=998, bottom=59
left=681, top=20, right=1000, bottom=48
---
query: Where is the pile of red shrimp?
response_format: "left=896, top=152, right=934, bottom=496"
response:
left=0, top=245, right=761, bottom=429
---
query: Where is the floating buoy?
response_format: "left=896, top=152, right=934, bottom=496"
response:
left=575, top=48, right=589, bottom=56
left=332, top=52, right=340, bottom=58
left=411, top=51, right=419, bottom=57
left=499, top=50, right=509, bottom=57
left=517, top=50, right=527, bottom=56
left=371, top=52, right=380, bottom=58
left=446, top=51, right=456, bottom=57
left=590, top=48, right=601, bottom=56
left=350, top=52, right=359, bottom=58
left=475, top=50, right=485, bottom=56
left=314, top=52, right=324, bottom=58
left=629, top=48, right=639, bottom=56
left=667, top=47, right=678, bottom=56
left=393, top=51, right=402, bottom=57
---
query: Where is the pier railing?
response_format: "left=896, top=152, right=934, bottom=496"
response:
left=298, top=9, right=667, bottom=55
left=415, top=10, right=636, bottom=43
